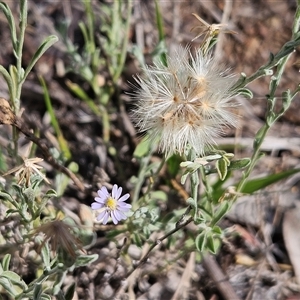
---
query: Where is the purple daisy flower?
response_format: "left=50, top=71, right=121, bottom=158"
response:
left=91, top=184, right=131, bottom=225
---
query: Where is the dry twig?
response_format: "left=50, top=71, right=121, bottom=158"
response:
left=0, top=98, right=85, bottom=191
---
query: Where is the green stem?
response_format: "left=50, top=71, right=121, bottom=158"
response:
left=199, top=166, right=213, bottom=203
left=132, top=154, right=153, bottom=205
left=154, top=0, right=167, bottom=66
left=132, top=146, right=164, bottom=205
left=237, top=53, right=292, bottom=194
left=113, top=0, right=132, bottom=82
left=99, top=105, right=110, bottom=144
left=236, top=123, right=269, bottom=193
left=18, top=263, right=65, bottom=299
left=15, top=0, right=27, bottom=113
left=293, top=2, right=300, bottom=37
left=85, top=0, right=95, bottom=53
left=187, top=149, right=199, bottom=218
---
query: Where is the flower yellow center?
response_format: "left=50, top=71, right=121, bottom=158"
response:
left=106, top=197, right=117, bottom=210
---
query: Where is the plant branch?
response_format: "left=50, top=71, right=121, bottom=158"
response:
left=124, top=216, right=193, bottom=279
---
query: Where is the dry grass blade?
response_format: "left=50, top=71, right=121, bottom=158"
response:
left=171, top=252, right=195, bottom=300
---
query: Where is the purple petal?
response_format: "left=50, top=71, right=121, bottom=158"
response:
left=96, top=210, right=106, bottom=221
left=117, top=208, right=131, bottom=214
left=116, top=187, right=122, bottom=199
left=111, top=211, right=119, bottom=224
left=102, top=212, right=110, bottom=224
left=113, top=210, right=122, bottom=221
left=97, top=187, right=109, bottom=198
left=111, top=184, right=120, bottom=199
left=91, top=202, right=104, bottom=210
left=117, top=208, right=130, bottom=214
left=116, top=210, right=127, bottom=220
left=118, top=193, right=130, bottom=202
left=94, top=197, right=106, bottom=204
left=118, top=202, right=132, bottom=209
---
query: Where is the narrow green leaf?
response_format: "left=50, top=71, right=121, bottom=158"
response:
left=74, top=254, right=98, bottom=267
left=39, top=76, right=71, bottom=160
left=133, top=136, right=152, bottom=158
left=195, top=232, right=207, bottom=252
left=55, top=173, right=70, bottom=197
left=5, top=209, right=19, bottom=216
left=133, top=232, right=143, bottom=247
left=41, top=243, right=51, bottom=269
left=64, top=283, right=76, bottom=300
left=33, top=283, right=43, bottom=300
left=65, top=80, right=90, bottom=101
left=235, top=88, right=253, bottom=99
left=23, top=35, right=58, bottom=81
left=0, top=65, right=14, bottom=102
left=213, top=168, right=300, bottom=201
left=207, top=37, right=218, bottom=52
left=154, top=0, right=167, bottom=66
left=2, top=254, right=11, bottom=271
left=206, top=234, right=216, bottom=254
left=206, top=234, right=221, bottom=254
left=268, top=52, right=275, bottom=65
left=253, top=126, right=267, bottom=149
left=211, top=202, right=230, bottom=227
left=282, top=89, right=292, bottom=112
left=154, top=0, right=164, bottom=42
left=241, top=168, right=300, bottom=194
left=152, top=40, right=167, bottom=64
left=112, top=0, right=132, bottom=83
left=1, top=271, right=21, bottom=283
left=19, top=0, right=28, bottom=33
left=9, top=65, right=18, bottom=84
left=0, top=191, right=14, bottom=203
left=231, top=72, right=246, bottom=92
left=131, top=45, right=145, bottom=68
left=0, top=146, right=8, bottom=172
left=222, top=155, right=231, bottom=166
left=181, top=171, right=190, bottom=185
left=79, top=22, right=90, bottom=53
left=195, top=207, right=213, bottom=223
left=149, top=191, right=167, bottom=202
left=212, top=226, right=223, bottom=235
left=216, top=158, right=228, bottom=181
left=65, top=80, right=100, bottom=115
left=1, top=271, right=26, bottom=289
left=44, top=189, right=57, bottom=198
left=0, top=277, right=19, bottom=297
left=228, top=158, right=251, bottom=170
left=167, top=154, right=182, bottom=177
left=0, top=3, right=17, bottom=48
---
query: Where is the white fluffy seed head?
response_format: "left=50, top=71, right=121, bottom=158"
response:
left=131, top=46, right=239, bottom=157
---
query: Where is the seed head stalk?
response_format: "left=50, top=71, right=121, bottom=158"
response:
left=237, top=53, right=292, bottom=194
left=186, top=149, right=199, bottom=218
